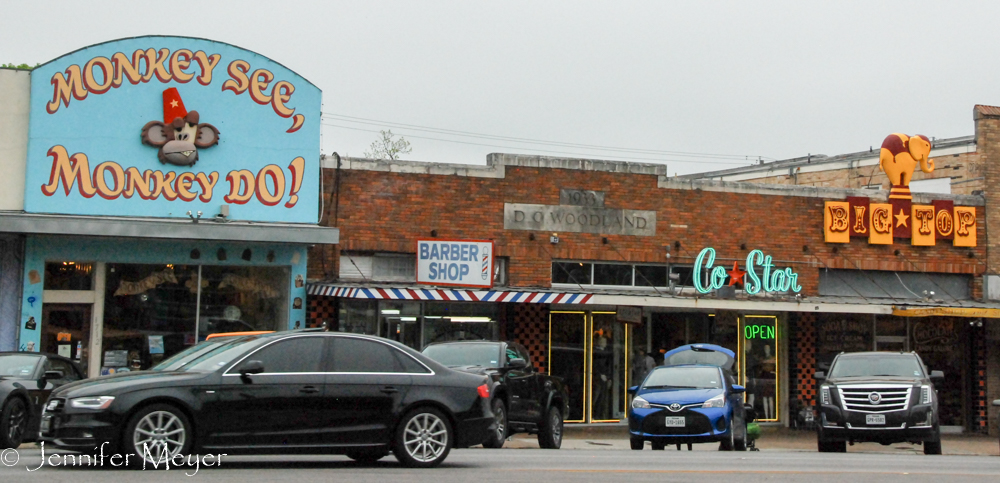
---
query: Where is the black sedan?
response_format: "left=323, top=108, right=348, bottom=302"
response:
left=39, top=330, right=494, bottom=467
left=1, top=352, right=84, bottom=448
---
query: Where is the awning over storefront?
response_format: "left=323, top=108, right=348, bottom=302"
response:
left=892, top=307, right=1000, bottom=318
left=0, top=212, right=339, bottom=244
left=310, top=283, right=1000, bottom=316
left=307, top=284, right=596, bottom=304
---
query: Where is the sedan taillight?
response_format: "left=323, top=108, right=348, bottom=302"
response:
left=477, top=384, right=490, bottom=399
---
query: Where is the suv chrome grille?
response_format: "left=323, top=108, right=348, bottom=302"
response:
left=837, top=384, right=911, bottom=413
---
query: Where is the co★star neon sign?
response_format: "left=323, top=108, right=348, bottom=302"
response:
left=693, top=247, right=802, bottom=294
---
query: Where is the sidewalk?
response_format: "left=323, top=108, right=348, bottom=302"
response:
left=502, top=424, right=1000, bottom=456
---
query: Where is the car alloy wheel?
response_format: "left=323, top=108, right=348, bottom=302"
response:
left=128, top=406, right=190, bottom=465
left=538, top=406, right=563, bottom=449
left=395, top=409, right=452, bottom=467
left=1, top=398, right=28, bottom=448
left=483, top=399, right=507, bottom=448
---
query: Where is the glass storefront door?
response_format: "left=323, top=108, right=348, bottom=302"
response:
left=591, top=312, right=627, bottom=422
left=42, top=304, right=92, bottom=374
left=549, top=311, right=628, bottom=423
left=739, top=315, right=780, bottom=422
left=549, top=312, right=587, bottom=422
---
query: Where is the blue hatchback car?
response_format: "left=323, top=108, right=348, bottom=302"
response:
left=628, top=344, right=749, bottom=451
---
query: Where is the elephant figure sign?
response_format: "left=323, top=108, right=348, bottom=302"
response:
left=879, top=133, right=934, bottom=200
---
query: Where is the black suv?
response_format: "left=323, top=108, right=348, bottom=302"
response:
left=815, top=351, right=944, bottom=454
left=422, top=341, right=569, bottom=449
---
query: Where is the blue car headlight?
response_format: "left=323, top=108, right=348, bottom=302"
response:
left=631, top=395, right=650, bottom=409
left=702, top=394, right=725, bottom=408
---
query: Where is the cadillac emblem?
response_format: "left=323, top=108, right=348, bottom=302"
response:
left=868, top=392, right=882, bottom=405
left=669, top=403, right=682, bottom=412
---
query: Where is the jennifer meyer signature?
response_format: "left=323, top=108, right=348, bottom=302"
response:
left=1, top=442, right=225, bottom=476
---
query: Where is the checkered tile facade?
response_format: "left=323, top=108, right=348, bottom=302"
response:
left=973, top=328, right=988, bottom=433
left=307, top=295, right=337, bottom=329
left=512, top=303, right=549, bottom=373
left=789, top=313, right=818, bottom=410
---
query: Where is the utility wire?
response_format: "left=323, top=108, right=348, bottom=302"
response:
left=322, top=113, right=774, bottom=163
left=322, top=123, right=751, bottom=166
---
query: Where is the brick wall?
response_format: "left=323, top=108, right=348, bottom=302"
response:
left=741, top=151, right=984, bottom=194
left=977, top=105, right=1000, bottom=436
left=309, top=163, right=986, bottom=298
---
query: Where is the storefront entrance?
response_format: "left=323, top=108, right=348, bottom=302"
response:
left=638, top=311, right=782, bottom=423
left=41, top=303, right=92, bottom=374
left=548, top=311, right=628, bottom=423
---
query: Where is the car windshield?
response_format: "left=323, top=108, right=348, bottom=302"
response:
left=152, top=336, right=263, bottom=373
left=829, top=355, right=925, bottom=378
left=422, top=343, right=500, bottom=368
left=0, top=354, right=42, bottom=378
left=643, top=366, right=722, bottom=389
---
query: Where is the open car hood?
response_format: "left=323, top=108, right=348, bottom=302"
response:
left=663, top=344, right=735, bottom=371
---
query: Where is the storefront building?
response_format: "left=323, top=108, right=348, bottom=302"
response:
left=307, top=149, right=996, bottom=431
left=0, top=36, right=338, bottom=376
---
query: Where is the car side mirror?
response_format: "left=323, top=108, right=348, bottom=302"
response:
left=744, top=404, right=757, bottom=423
left=814, top=371, right=826, bottom=381
left=39, top=370, right=64, bottom=388
left=731, top=384, right=745, bottom=394
left=628, top=385, right=639, bottom=395
left=239, top=360, right=265, bottom=376
left=929, top=370, right=944, bottom=381
left=508, top=358, right=528, bottom=370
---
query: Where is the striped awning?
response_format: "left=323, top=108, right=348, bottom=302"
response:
left=307, top=284, right=595, bottom=304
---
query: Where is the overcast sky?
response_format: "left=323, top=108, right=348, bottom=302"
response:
left=4, top=0, right=1000, bottom=175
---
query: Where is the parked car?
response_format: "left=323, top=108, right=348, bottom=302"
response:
left=993, top=399, right=1000, bottom=454
left=39, top=330, right=495, bottom=467
left=421, top=341, right=568, bottom=449
left=628, top=344, right=748, bottom=451
left=1, top=352, right=84, bottom=448
left=815, top=351, right=943, bottom=454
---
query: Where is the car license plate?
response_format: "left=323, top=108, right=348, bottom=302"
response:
left=664, top=417, right=685, bottom=427
left=865, top=414, right=886, bottom=425
left=39, top=418, right=51, bottom=433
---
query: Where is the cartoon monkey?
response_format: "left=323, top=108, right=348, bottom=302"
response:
left=141, top=87, right=220, bottom=167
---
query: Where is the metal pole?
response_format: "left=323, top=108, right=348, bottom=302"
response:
left=194, top=265, right=202, bottom=342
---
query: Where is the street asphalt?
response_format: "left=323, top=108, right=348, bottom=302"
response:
left=3, top=433, right=1000, bottom=483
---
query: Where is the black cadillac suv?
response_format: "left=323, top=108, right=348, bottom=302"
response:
left=815, top=351, right=943, bottom=454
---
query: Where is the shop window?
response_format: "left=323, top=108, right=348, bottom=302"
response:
left=819, top=269, right=971, bottom=300
left=492, top=257, right=509, bottom=286
left=199, top=265, right=289, bottom=337
left=423, top=302, right=499, bottom=347
left=44, top=262, right=93, bottom=290
left=552, top=262, right=592, bottom=285
left=552, top=261, right=671, bottom=288
left=594, top=264, right=633, bottom=286
left=339, top=252, right=416, bottom=282
left=103, top=264, right=197, bottom=372
left=338, top=299, right=378, bottom=335
left=635, top=265, right=667, bottom=287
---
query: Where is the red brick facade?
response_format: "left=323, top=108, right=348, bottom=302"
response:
left=309, top=161, right=985, bottom=296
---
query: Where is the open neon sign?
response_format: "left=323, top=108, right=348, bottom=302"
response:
left=693, top=248, right=802, bottom=294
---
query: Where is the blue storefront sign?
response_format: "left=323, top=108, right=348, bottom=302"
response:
left=25, top=36, right=321, bottom=223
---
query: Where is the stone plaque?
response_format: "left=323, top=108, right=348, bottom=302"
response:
left=559, top=189, right=605, bottom=207
left=504, top=203, right=656, bottom=236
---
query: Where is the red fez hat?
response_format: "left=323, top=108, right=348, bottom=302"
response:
left=162, top=88, right=188, bottom=123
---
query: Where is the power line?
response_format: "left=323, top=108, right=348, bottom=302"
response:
left=322, top=112, right=775, bottom=162
left=322, top=123, right=752, bottom=166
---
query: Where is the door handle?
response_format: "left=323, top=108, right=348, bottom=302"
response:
left=380, top=386, right=399, bottom=394
left=300, top=386, right=320, bottom=394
